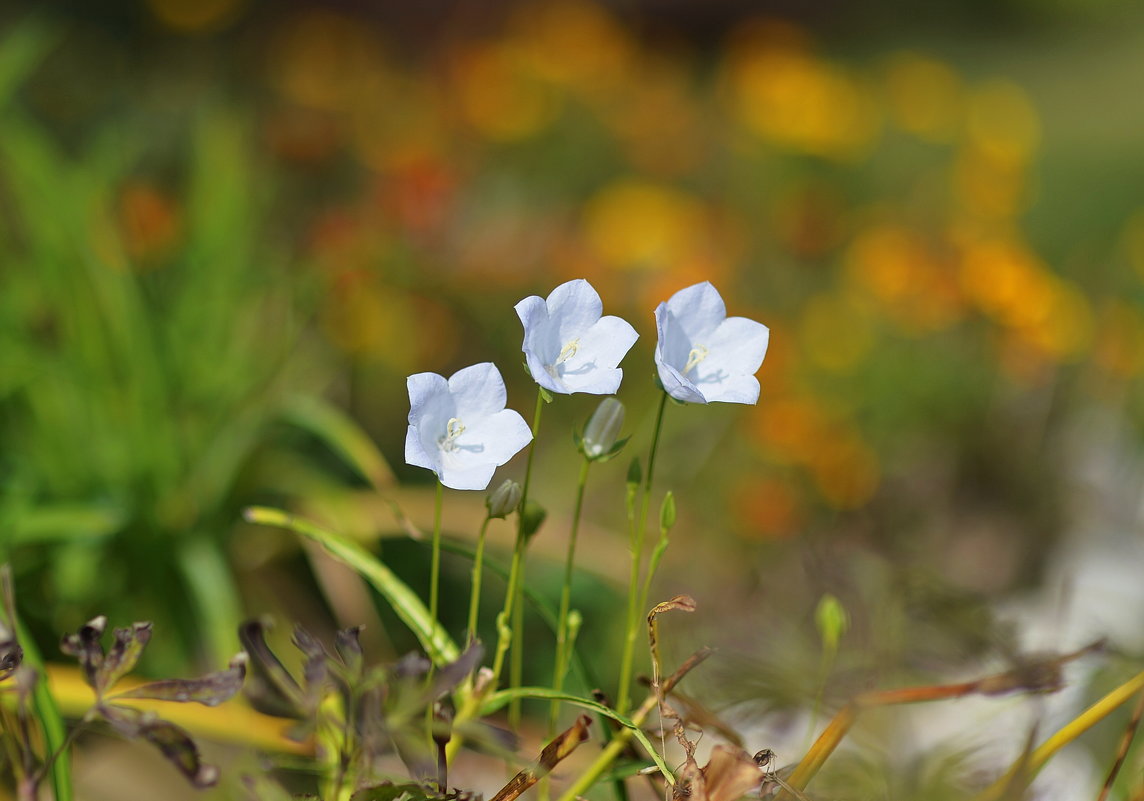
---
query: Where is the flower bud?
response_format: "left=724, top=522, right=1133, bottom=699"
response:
left=660, top=491, right=676, bottom=531
left=580, top=398, right=626, bottom=461
left=815, top=593, right=850, bottom=653
left=485, top=479, right=522, bottom=519
left=520, top=499, right=547, bottom=542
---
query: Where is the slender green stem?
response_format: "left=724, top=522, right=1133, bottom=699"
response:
left=429, top=481, right=444, bottom=627
left=636, top=524, right=670, bottom=639
left=466, top=515, right=493, bottom=645
left=426, top=481, right=444, bottom=751
left=490, top=535, right=525, bottom=685
left=549, top=457, right=592, bottom=732
left=491, top=389, right=544, bottom=693
left=509, top=389, right=545, bottom=727
left=616, top=391, right=669, bottom=715
left=15, top=617, right=72, bottom=801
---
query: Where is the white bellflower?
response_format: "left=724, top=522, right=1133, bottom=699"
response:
left=515, top=279, right=639, bottom=395
left=654, top=281, right=769, bottom=404
left=405, top=363, right=532, bottom=491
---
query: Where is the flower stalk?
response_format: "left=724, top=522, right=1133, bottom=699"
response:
left=616, top=390, right=668, bottom=715
left=548, top=456, right=592, bottom=735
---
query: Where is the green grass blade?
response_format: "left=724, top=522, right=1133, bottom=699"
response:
left=243, top=506, right=459, bottom=666
left=434, top=537, right=597, bottom=690
left=480, top=686, right=674, bottom=783
left=15, top=617, right=73, bottom=801
left=281, top=395, right=396, bottom=491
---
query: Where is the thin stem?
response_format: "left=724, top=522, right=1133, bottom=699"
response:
left=426, top=480, right=444, bottom=752
left=429, top=481, right=444, bottom=628
left=616, top=391, right=669, bottom=715
left=509, top=389, right=545, bottom=728
left=466, top=515, right=493, bottom=645
left=549, top=457, right=592, bottom=734
left=491, top=389, right=545, bottom=693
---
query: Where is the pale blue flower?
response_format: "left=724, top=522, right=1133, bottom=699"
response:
left=654, top=281, right=769, bottom=404
left=515, top=279, right=639, bottom=395
left=405, top=363, right=533, bottom=490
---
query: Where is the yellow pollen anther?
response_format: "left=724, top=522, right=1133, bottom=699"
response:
left=683, top=345, right=709, bottom=375
left=556, top=339, right=580, bottom=365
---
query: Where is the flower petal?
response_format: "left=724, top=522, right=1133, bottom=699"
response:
left=458, top=409, right=533, bottom=466
left=448, top=363, right=508, bottom=419
left=697, top=374, right=760, bottom=405
left=404, top=425, right=439, bottom=473
left=555, top=315, right=639, bottom=394
left=406, top=372, right=450, bottom=424
left=654, top=302, right=694, bottom=374
left=665, top=281, right=726, bottom=342
left=546, top=279, right=603, bottom=344
left=684, top=316, right=770, bottom=404
left=515, top=295, right=556, bottom=359
left=438, top=462, right=498, bottom=492
left=656, top=361, right=708, bottom=404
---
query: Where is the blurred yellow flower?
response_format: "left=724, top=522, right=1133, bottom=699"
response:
left=960, top=237, right=1092, bottom=362
left=583, top=179, right=707, bottom=271
left=507, top=0, right=633, bottom=98
left=953, top=145, right=1031, bottom=220
left=451, top=42, right=559, bottom=141
left=723, top=19, right=880, bottom=160
left=882, top=52, right=964, bottom=142
left=268, top=11, right=390, bottom=113
left=846, top=224, right=965, bottom=334
left=965, top=79, right=1041, bottom=167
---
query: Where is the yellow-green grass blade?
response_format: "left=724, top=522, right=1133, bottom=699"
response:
left=481, top=686, right=674, bottom=784
left=243, top=506, right=458, bottom=666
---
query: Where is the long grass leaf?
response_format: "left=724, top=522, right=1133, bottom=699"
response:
left=243, top=506, right=458, bottom=666
left=282, top=395, right=396, bottom=491
left=15, top=618, right=73, bottom=801
left=480, top=686, right=674, bottom=783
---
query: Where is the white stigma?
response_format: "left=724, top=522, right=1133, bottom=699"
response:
left=439, top=417, right=466, bottom=452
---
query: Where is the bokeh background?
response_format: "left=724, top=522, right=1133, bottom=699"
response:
left=4, top=0, right=1144, bottom=797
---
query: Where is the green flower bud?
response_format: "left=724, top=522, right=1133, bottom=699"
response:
left=660, top=491, right=676, bottom=531
left=486, top=479, right=522, bottom=519
left=815, top=593, right=850, bottom=653
left=520, top=499, right=547, bottom=542
left=580, top=398, right=627, bottom=462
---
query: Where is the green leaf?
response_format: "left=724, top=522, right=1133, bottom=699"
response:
left=243, top=506, right=459, bottom=667
left=479, top=687, right=674, bottom=783
left=6, top=504, right=123, bottom=544
left=281, top=394, right=395, bottom=491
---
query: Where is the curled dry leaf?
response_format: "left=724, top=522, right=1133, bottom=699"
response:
left=60, top=615, right=108, bottom=691
left=491, top=715, right=593, bottom=801
left=238, top=619, right=307, bottom=719
left=100, top=705, right=221, bottom=788
left=112, top=652, right=247, bottom=706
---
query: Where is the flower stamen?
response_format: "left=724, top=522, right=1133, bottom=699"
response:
left=439, top=417, right=466, bottom=452
left=683, top=345, right=709, bottom=375
left=556, top=339, right=580, bottom=365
